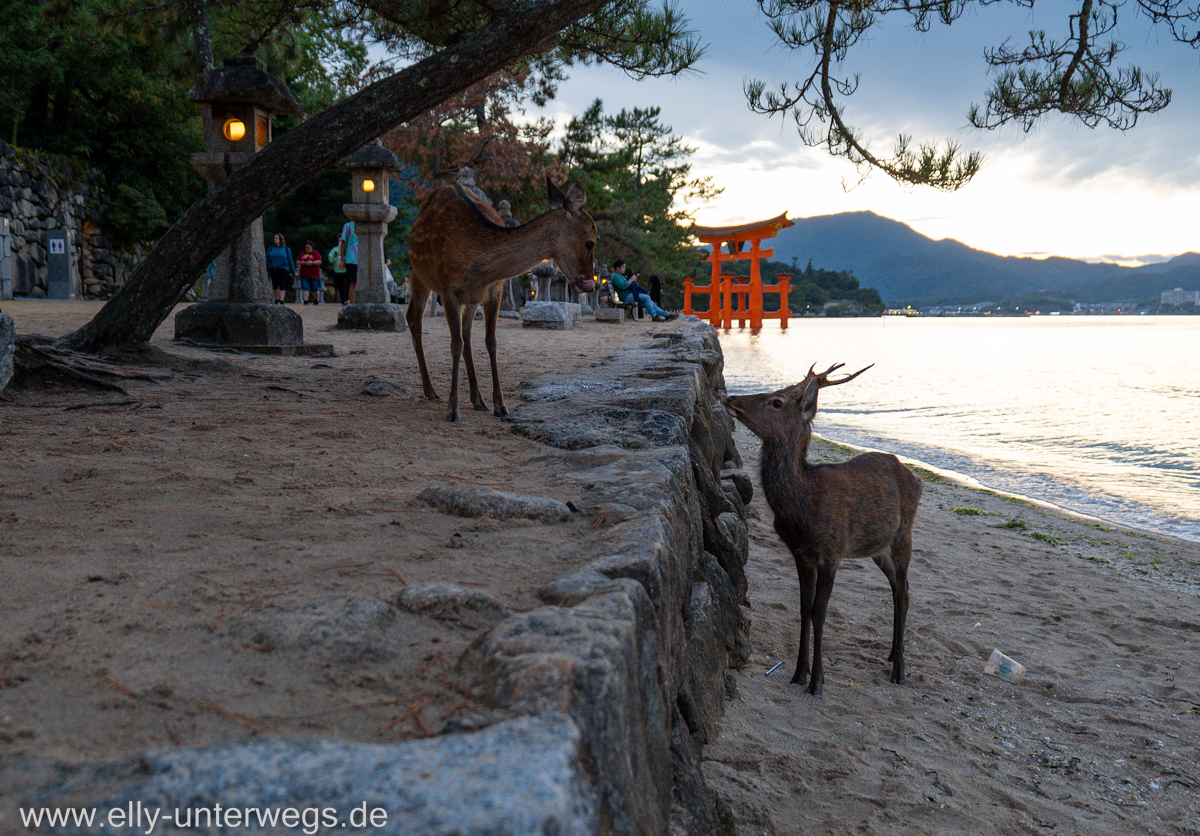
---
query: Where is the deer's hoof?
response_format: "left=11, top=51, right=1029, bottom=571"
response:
left=806, top=682, right=822, bottom=696
left=445, top=412, right=459, bottom=423
left=494, top=406, right=508, bottom=418
left=473, top=402, right=489, bottom=412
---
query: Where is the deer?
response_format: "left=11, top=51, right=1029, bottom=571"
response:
left=405, top=176, right=597, bottom=422
left=724, top=363, right=922, bottom=695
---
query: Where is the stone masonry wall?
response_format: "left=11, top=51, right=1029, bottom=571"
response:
left=16, top=319, right=751, bottom=835
left=0, top=140, right=125, bottom=300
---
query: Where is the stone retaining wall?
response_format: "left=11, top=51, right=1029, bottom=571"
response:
left=0, top=140, right=125, bottom=300
left=18, top=319, right=750, bottom=835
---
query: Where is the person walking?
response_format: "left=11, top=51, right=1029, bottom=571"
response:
left=610, top=259, right=676, bottom=322
left=338, top=220, right=359, bottom=305
left=266, top=233, right=296, bottom=304
left=328, top=241, right=349, bottom=304
left=297, top=240, right=323, bottom=305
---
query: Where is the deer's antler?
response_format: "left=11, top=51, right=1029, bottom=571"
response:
left=802, top=362, right=874, bottom=387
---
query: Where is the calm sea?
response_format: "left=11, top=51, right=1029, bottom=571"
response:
left=718, top=316, right=1200, bottom=543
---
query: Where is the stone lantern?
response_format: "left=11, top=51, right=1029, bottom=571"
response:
left=336, top=141, right=405, bottom=331
left=174, top=55, right=305, bottom=348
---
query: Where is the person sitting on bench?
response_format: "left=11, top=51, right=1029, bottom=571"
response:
left=610, top=259, right=677, bottom=322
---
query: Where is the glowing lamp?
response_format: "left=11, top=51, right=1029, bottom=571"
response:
left=223, top=118, right=246, bottom=141
left=362, top=179, right=376, bottom=193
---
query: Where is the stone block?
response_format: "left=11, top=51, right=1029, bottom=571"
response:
left=417, top=486, right=573, bottom=523
left=677, top=583, right=726, bottom=744
left=224, top=596, right=399, bottom=663
left=23, top=715, right=598, bottom=836
left=174, top=300, right=303, bottom=346
left=469, top=585, right=672, bottom=836
left=521, top=301, right=581, bottom=330
left=593, top=307, right=624, bottom=323
left=336, top=302, right=407, bottom=331
left=0, top=312, right=14, bottom=391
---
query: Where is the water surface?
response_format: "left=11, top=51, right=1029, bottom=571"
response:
left=719, top=316, right=1200, bottom=543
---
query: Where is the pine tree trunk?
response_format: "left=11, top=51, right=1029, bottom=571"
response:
left=59, top=0, right=606, bottom=354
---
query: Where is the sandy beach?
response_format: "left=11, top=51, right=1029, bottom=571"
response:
left=2, top=300, right=1199, bottom=834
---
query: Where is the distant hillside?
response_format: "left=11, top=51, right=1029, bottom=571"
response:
left=767, top=211, right=1200, bottom=306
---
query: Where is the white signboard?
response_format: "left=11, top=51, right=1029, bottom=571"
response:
left=49, top=239, right=66, bottom=255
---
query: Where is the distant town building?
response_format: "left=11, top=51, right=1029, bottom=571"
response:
left=1161, top=287, right=1199, bottom=305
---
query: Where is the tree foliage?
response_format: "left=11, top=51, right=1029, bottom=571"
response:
left=746, top=0, right=1196, bottom=190
left=0, top=0, right=373, bottom=249
left=560, top=99, right=720, bottom=283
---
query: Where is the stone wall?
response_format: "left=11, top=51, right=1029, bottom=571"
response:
left=0, top=140, right=125, bottom=300
left=18, top=319, right=751, bottom=835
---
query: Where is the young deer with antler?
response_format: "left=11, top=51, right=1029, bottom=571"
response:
left=725, top=363, right=922, bottom=695
left=406, top=177, right=597, bottom=422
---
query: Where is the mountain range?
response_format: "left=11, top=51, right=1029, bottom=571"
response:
left=767, top=211, right=1200, bottom=307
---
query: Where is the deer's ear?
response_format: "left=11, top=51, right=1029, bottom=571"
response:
left=547, top=176, right=566, bottom=210
left=563, top=180, right=587, bottom=213
left=799, top=377, right=821, bottom=416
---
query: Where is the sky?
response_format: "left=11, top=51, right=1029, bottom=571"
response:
left=526, top=0, right=1200, bottom=263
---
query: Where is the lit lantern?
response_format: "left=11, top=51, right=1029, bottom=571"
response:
left=189, top=54, right=300, bottom=157
left=222, top=118, right=246, bottom=141
left=335, top=141, right=403, bottom=327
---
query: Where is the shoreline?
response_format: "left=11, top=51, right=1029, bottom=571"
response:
left=812, top=430, right=1200, bottom=549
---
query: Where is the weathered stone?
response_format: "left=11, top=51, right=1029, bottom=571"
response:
left=396, top=583, right=509, bottom=629
left=0, top=313, right=14, bottom=391
left=174, top=300, right=303, bottom=346
left=537, top=569, right=626, bottom=607
left=520, top=301, right=581, bottom=330
left=721, top=468, right=754, bottom=505
left=695, top=551, right=750, bottom=669
left=710, top=512, right=750, bottom=604
left=669, top=706, right=737, bottom=836
left=224, top=596, right=399, bottom=663
left=468, top=585, right=671, bottom=836
left=25, top=715, right=597, bottom=836
left=593, top=307, right=624, bottom=323
left=336, top=302, right=407, bottom=331
left=417, top=485, right=572, bottom=523
left=677, top=583, right=726, bottom=744
left=360, top=375, right=409, bottom=397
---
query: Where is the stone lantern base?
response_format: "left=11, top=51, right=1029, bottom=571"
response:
left=175, top=301, right=304, bottom=347
left=336, top=302, right=407, bottom=332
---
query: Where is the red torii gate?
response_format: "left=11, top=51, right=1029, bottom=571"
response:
left=683, top=213, right=795, bottom=330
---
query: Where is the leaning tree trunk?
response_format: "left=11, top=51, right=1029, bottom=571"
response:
left=59, top=0, right=607, bottom=354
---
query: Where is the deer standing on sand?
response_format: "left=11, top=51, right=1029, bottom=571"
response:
left=725, top=364, right=922, bottom=695
left=406, top=177, right=597, bottom=422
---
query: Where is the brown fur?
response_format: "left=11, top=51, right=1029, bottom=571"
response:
left=406, top=177, right=598, bottom=421
left=725, top=363, right=922, bottom=694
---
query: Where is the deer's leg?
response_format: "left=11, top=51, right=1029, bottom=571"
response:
left=791, top=560, right=816, bottom=686
left=459, top=304, right=487, bottom=411
left=483, top=290, right=506, bottom=417
left=887, top=535, right=912, bottom=685
left=807, top=565, right=838, bottom=696
left=442, top=297, right=465, bottom=422
left=406, top=284, right=438, bottom=401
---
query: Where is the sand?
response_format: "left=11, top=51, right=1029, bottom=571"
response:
left=0, top=300, right=649, bottom=768
left=3, top=300, right=1199, bottom=835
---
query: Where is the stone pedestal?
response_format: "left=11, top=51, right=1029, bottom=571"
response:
left=521, top=301, right=581, bottom=330
left=336, top=302, right=407, bottom=331
left=593, top=308, right=624, bottom=323
left=336, top=203, right=404, bottom=331
left=0, top=312, right=14, bottom=391
left=175, top=151, right=304, bottom=347
left=175, top=300, right=304, bottom=346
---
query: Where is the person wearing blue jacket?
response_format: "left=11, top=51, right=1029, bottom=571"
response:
left=266, top=233, right=296, bottom=304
